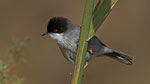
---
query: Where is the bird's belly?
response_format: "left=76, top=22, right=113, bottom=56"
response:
left=58, top=39, right=93, bottom=63
left=60, top=47, right=93, bottom=64
left=60, top=48, right=76, bottom=64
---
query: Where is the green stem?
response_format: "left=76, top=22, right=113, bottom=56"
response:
left=72, top=0, right=94, bottom=84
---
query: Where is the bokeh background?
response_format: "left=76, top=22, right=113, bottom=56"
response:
left=0, top=0, right=150, bottom=84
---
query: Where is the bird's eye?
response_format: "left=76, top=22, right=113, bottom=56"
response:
left=53, top=29, right=58, bottom=33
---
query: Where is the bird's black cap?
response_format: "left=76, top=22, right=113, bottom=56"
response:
left=48, top=17, right=68, bottom=32
left=42, top=17, right=68, bottom=36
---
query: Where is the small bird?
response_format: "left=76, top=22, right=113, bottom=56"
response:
left=42, top=17, right=133, bottom=67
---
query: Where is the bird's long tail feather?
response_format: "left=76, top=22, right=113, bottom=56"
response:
left=104, top=50, right=133, bottom=65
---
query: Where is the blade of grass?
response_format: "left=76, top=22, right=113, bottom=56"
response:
left=93, top=0, right=101, bottom=14
left=72, top=0, right=94, bottom=84
left=93, top=0, right=118, bottom=31
left=88, top=0, right=119, bottom=39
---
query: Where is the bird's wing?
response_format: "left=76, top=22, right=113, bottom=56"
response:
left=87, top=36, right=106, bottom=55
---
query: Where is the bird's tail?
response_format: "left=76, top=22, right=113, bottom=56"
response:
left=104, top=49, right=133, bottom=65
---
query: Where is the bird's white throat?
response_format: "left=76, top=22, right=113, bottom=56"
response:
left=49, top=33, right=64, bottom=41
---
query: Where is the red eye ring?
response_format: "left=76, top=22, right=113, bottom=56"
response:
left=53, top=29, right=58, bottom=33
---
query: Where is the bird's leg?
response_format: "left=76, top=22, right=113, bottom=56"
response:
left=83, top=49, right=93, bottom=69
left=87, top=48, right=94, bottom=55
left=84, top=62, right=89, bottom=69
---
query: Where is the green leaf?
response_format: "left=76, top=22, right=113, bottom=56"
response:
left=72, top=0, right=94, bottom=84
left=88, top=0, right=118, bottom=38
left=93, top=0, right=101, bottom=15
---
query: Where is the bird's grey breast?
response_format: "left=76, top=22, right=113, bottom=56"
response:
left=57, top=28, right=80, bottom=63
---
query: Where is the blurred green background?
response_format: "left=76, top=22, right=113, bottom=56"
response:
left=0, top=0, right=150, bottom=84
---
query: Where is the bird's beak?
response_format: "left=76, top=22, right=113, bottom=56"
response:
left=42, top=32, right=48, bottom=36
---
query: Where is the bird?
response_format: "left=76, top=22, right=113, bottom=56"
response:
left=42, top=17, right=133, bottom=68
